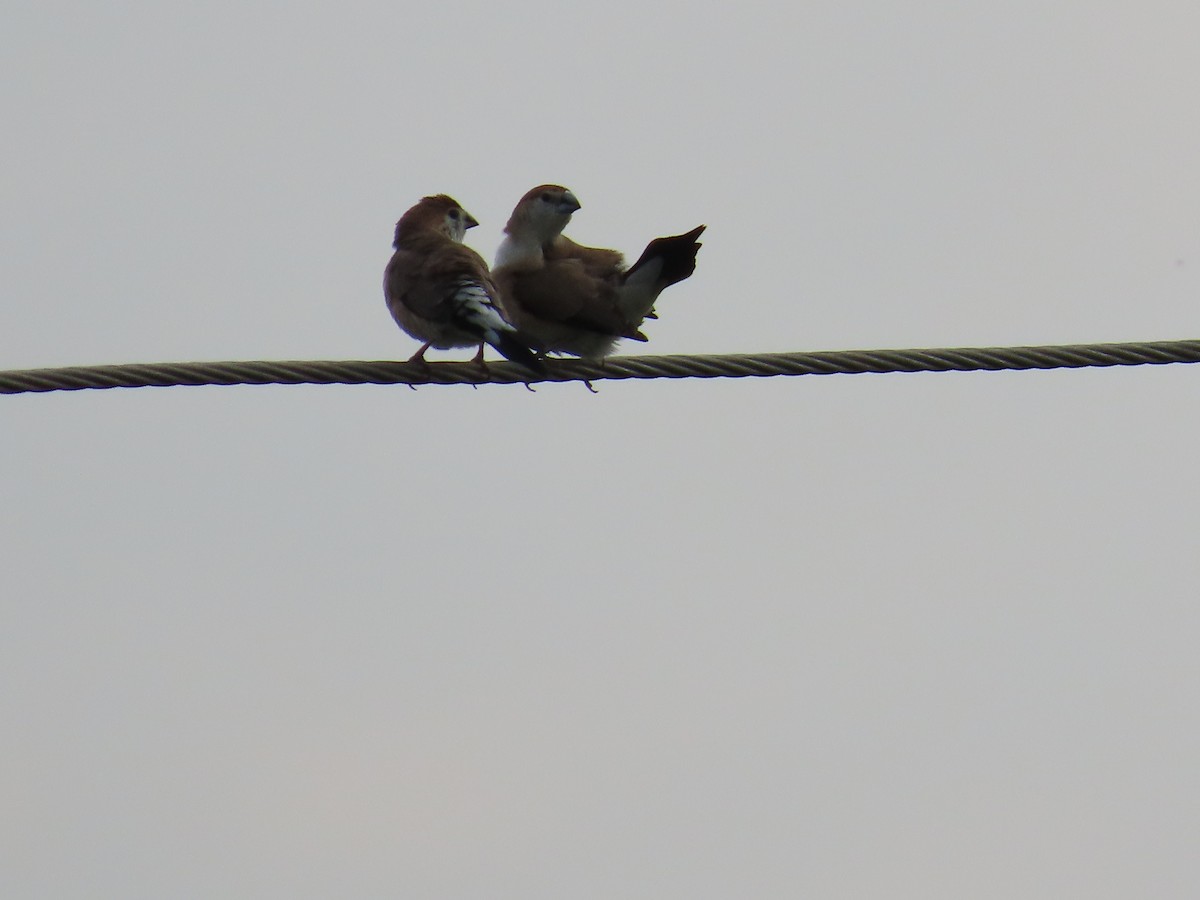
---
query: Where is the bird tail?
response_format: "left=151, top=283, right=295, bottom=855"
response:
left=618, top=225, right=705, bottom=322
left=490, top=331, right=545, bottom=375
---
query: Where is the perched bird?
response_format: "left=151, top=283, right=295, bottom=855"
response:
left=383, top=194, right=542, bottom=372
left=492, top=184, right=704, bottom=359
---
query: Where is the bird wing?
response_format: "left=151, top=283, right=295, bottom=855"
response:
left=503, top=259, right=635, bottom=337
left=546, top=236, right=626, bottom=280
left=386, top=239, right=496, bottom=325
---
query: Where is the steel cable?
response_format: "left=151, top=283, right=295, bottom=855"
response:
left=3, top=339, right=1199, bottom=395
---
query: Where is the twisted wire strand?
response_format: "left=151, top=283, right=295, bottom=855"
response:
left=2, top=339, right=1199, bottom=395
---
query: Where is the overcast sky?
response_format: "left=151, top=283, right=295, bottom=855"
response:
left=4, top=2, right=1200, bottom=897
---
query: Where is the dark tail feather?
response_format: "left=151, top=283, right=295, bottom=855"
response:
left=625, top=224, right=706, bottom=288
left=492, top=332, right=546, bottom=375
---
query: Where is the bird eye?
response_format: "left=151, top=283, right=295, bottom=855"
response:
left=539, top=192, right=552, bottom=203
left=448, top=209, right=460, bottom=220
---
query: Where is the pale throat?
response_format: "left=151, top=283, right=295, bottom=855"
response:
left=494, top=213, right=570, bottom=268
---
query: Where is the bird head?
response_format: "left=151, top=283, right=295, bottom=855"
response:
left=393, top=194, right=479, bottom=246
left=504, top=184, right=581, bottom=244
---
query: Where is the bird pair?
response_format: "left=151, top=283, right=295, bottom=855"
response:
left=383, top=185, right=705, bottom=374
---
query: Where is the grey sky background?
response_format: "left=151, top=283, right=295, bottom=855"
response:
left=4, top=1, right=1200, bottom=897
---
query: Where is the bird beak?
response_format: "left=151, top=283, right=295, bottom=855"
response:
left=560, top=191, right=581, bottom=214
left=464, top=212, right=480, bottom=229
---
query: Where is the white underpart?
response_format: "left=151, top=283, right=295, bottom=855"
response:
left=494, top=232, right=543, bottom=269
left=451, top=280, right=512, bottom=342
left=618, top=258, right=665, bottom=320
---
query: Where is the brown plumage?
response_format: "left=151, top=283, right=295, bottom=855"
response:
left=383, top=194, right=541, bottom=372
left=492, top=184, right=704, bottom=359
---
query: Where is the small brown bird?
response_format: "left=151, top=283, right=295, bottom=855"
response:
left=492, top=185, right=704, bottom=359
left=383, top=194, right=542, bottom=372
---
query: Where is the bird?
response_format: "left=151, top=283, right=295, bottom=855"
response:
left=492, top=184, right=704, bottom=360
left=383, top=194, right=543, bottom=373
